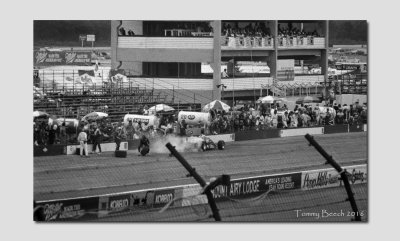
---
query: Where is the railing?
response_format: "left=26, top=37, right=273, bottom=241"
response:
left=277, top=36, right=325, bottom=49
left=117, top=36, right=214, bottom=49
left=261, top=81, right=324, bottom=97
left=221, top=36, right=274, bottom=49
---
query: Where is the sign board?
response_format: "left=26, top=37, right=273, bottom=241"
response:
left=79, top=35, right=87, bottom=41
left=34, top=51, right=92, bottom=66
left=277, top=59, right=295, bottom=81
left=87, top=35, right=95, bottom=42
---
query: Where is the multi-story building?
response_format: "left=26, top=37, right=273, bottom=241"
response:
left=111, top=20, right=329, bottom=107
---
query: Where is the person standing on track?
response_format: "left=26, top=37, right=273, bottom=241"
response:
left=114, top=126, right=125, bottom=151
left=92, top=125, right=102, bottom=154
left=77, top=129, right=89, bottom=157
left=138, top=134, right=150, bottom=156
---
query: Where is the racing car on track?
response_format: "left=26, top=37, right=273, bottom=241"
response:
left=186, top=135, right=225, bottom=151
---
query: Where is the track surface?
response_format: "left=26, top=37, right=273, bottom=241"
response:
left=34, top=132, right=367, bottom=201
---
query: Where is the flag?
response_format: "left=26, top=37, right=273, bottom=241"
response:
left=94, top=60, right=99, bottom=72
left=109, top=69, right=127, bottom=83
left=78, top=70, right=95, bottom=84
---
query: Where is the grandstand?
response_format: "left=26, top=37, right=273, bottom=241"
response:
left=34, top=20, right=336, bottom=120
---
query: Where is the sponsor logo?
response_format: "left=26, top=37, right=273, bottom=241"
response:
left=302, top=171, right=339, bottom=189
left=181, top=114, right=196, bottom=120
left=43, top=203, right=63, bottom=221
left=128, top=118, right=150, bottom=124
left=110, top=198, right=129, bottom=210
left=154, top=193, right=174, bottom=204
left=35, top=52, right=47, bottom=63
left=65, top=52, right=77, bottom=63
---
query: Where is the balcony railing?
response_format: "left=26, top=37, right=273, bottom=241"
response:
left=278, top=36, right=325, bottom=49
left=221, top=36, right=274, bottom=49
left=118, top=36, right=214, bottom=49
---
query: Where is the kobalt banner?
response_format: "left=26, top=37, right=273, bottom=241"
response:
left=211, top=172, right=302, bottom=200
left=34, top=51, right=91, bottom=66
left=301, top=164, right=367, bottom=191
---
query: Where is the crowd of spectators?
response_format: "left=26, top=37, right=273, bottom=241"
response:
left=278, top=27, right=321, bottom=38
left=202, top=100, right=367, bottom=135
left=222, top=22, right=272, bottom=38
left=34, top=100, right=367, bottom=147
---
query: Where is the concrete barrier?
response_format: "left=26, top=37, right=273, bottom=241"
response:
left=280, top=127, right=324, bottom=137
left=235, top=129, right=281, bottom=141
left=349, top=124, right=364, bottom=133
left=34, top=144, right=66, bottom=156
left=127, top=139, right=140, bottom=150
left=323, top=125, right=349, bottom=134
left=66, top=142, right=128, bottom=155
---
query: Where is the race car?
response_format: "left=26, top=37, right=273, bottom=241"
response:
left=185, top=135, right=225, bottom=151
left=200, top=137, right=225, bottom=151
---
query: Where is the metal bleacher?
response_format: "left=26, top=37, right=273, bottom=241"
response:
left=34, top=84, right=171, bottom=122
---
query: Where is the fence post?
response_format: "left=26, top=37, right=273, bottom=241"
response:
left=53, top=70, right=55, bottom=92
left=62, top=70, right=65, bottom=91
left=72, top=71, right=75, bottom=95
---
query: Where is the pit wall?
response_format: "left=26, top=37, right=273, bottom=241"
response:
left=65, top=142, right=128, bottom=155
left=36, top=164, right=367, bottom=221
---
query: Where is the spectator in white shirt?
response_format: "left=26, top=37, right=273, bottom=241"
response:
left=77, top=130, right=89, bottom=157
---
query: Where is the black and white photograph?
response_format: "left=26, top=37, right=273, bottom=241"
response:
left=32, top=19, right=368, bottom=222
left=3, top=0, right=400, bottom=240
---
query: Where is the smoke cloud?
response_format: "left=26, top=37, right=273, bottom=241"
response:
left=150, top=135, right=202, bottom=154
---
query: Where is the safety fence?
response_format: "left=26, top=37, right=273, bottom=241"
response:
left=34, top=164, right=366, bottom=221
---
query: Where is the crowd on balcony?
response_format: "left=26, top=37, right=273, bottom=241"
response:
left=278, top=26, right=322, bottom=38
left=222, top=22, right=272, bottom=38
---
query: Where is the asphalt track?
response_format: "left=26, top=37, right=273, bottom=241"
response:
left=34, top=132, right=367, bottom=202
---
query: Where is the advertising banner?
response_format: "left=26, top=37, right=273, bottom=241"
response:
left=37, top=197, right=99, bottom=221
left=34, top=51, right=92, bottom=66
left=106, top=194, right=131, bottom=214
left=153, top=188, right=176, bottom=208
left=65, top=51, right=92, bottom=65
left=34, top=51, right=64, bottom=66
left=211, top=172, right=302, bottom=200
left=301, top=164, right=367, bottom=191
left=335, top=64, right=360, bottom=71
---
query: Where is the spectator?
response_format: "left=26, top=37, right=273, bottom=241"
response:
left=114, top=126, right=125, bottom=151
left=119, top=27, right=126, bottom=36
left=48, top=124, right=56, bottom=145
left=92, top=125, right=103, bottom=154
left=221, top=69, right=229, bottom=78
left=128, top=29, right=135, bottom=36
left=77, top=129, right=89, bottom=157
